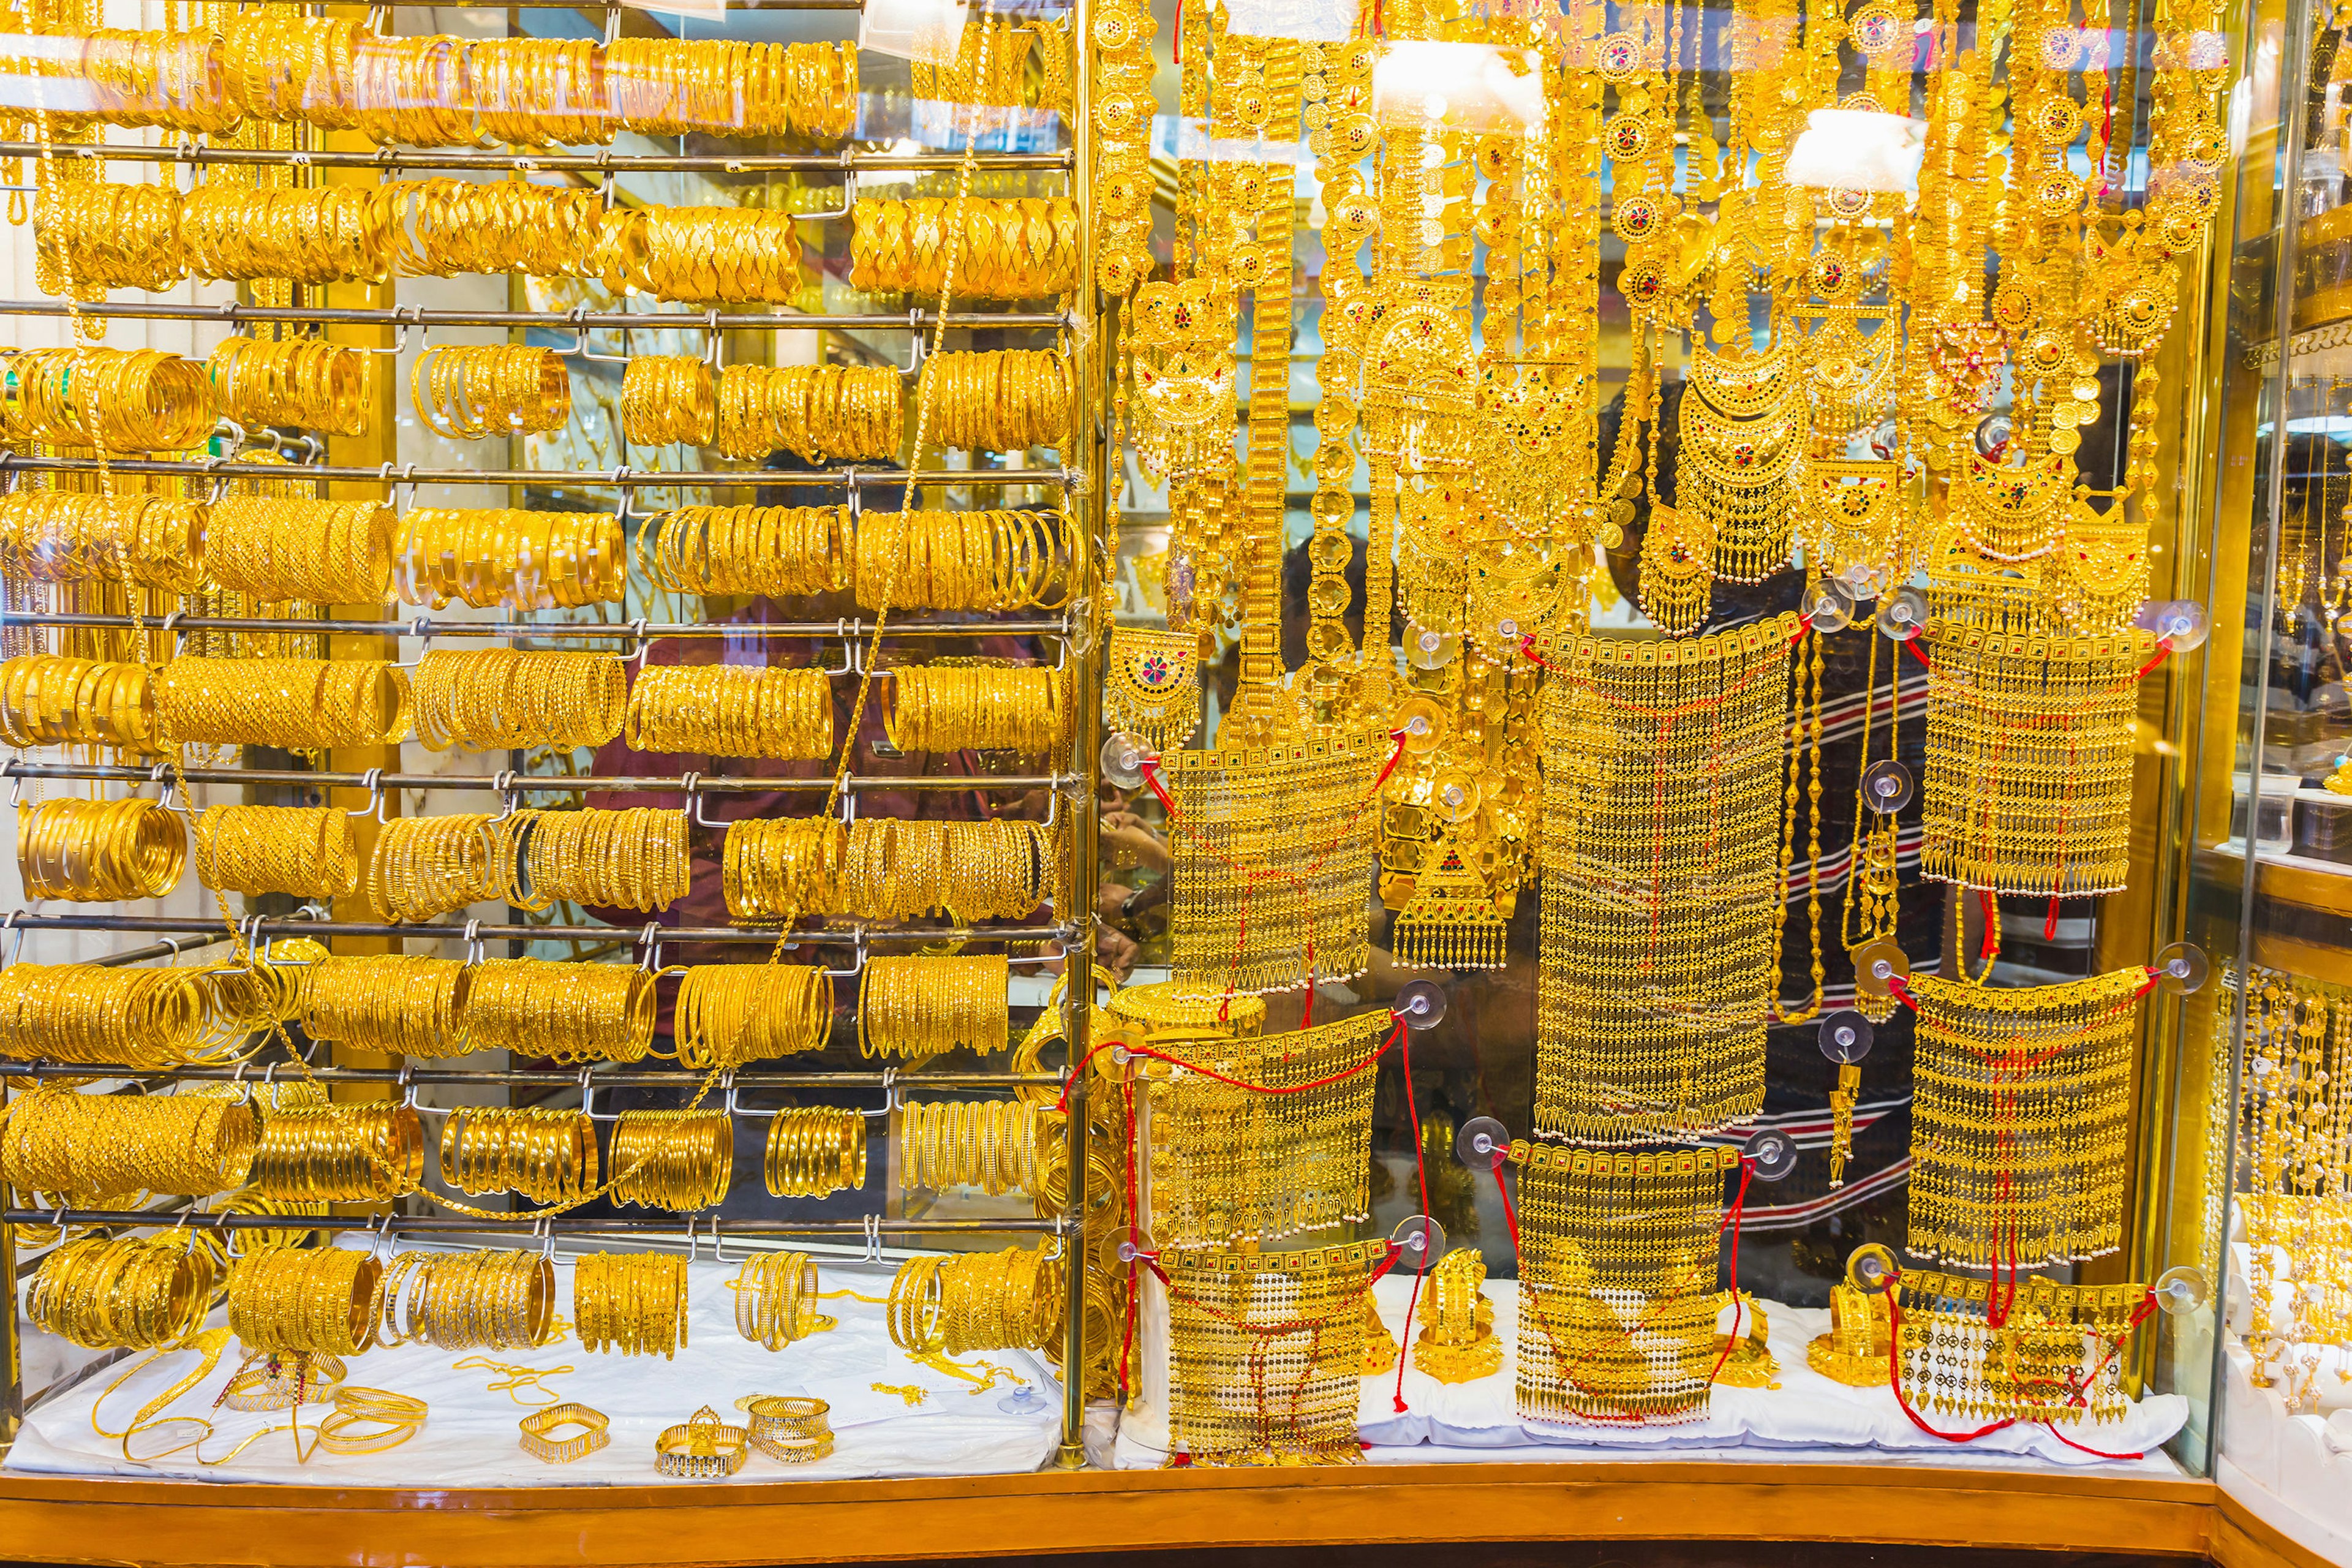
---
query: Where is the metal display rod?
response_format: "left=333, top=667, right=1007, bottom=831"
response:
left=0, top=611, right=1071, bottom=639
left=0, top=299, right=1071, bottom=331
left=84, top=933, right=233, bottom=968
left=0, top=454, right=1072, bottom=489
left=0, top=1063, right=1061, bottom=1090
left=2, top=913, right=1075, bottom=946
left=0, top=760, right=1076, bottom=794
left=3, top=1210, right=1061, bottom=1238
left=0, top=144, right=1071, bottom=174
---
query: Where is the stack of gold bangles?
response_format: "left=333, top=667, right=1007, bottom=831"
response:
left=33, top=178, right=187, bottom=296
left=401, top=178, right=602, bottom=278
left=0, top=347, right=216, bottom=450
left=207, top=337, right=375, bottom=436
left=673, top=963, right=834, bottom=1070
left=366, top=811, right=528, bottom=922
left=713, top=363, right=901, bottom=462
left=461, top=958, right=656, bottom=1063
left=745, top=1395, right=833, bottom=1463
left=16, top=796, right=186, bottom=900
left=0, top=655, right=158, bottom=750
left=605, top=37, right=856, bottom=137
left=1, top=1085, right=255, bottom=1200
left=639, top=504, right=848, bottom=598
left=621, top=355, right=715, bottom=447
left=519, top=1403, right=610, bottom=1463
left=763, top=1107, right=867, bottom=1197
left=410, top=344, right=570, bottom=439
left=194, top=805, right=361, bottom=899
left=848, top=197, right=1082, bottom=299
left=854, top=507, right=1074, bottom=612
left=730, top=1251, right=823, bottom=1351
left=884, top=665, right=1065, bottom=755
left=519, top=806, right=691, bottom=911
left=935, top=1245, right=1060, bottom=1354
left=898, top=1099, right=1040, bottom=1196
left=608, top=1109, right=733, bottom=1211
left=227, top=1246, right=384, bottom=1357
left=0, top=963, right=212, bottom=1065
left=858, top=956, right=1011, bottom=1058
left=377, top=1249, right=557, bottom=1351
left=80, top=27, right=241, bottom=132
left=573, top=1251, right=689, bottom=1357
left=298, top=954, right=470, bottom=1058
left=0, top=491, right=206, bottom=591
left=351, top=33, right=477, bottom=146
left=219, top=10, right=360, bottom=124
left=393, top=508, right=625, bottom=610
left=623, top=664, right=833, bottom=760
left=411, top=650, right=627, bottom=751
left=251, top=1102, right=426, bottom=1203
left=920, top=351, right=1070, bottom=451
left=155, top=657, right=410, bottom=749
left=439, top=1106, right=601, bottom=1204
left=615, top=208, right=803, bottom=305
left=722, top=817, right=844, bottom=922
left=179, top=184, right=401, bottom=284
left=838, top=818, right=1060, bottom=921
left=202, top=497, right=394, bottom=605
left=468, top=36, right=608, bottom=145
left=26, top=1234, right=217, bottom=1349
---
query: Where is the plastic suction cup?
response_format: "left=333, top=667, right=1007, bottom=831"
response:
left=1114, top=1228, right=1157, bottom=1265
left=1876, top=586, right=1928, bottom=642
left=1805, top=579, right=1856, bottom=633
left=1861, top=760, right=1913, bottom=815
left=1819, top=1010, right=1875, bottom=1065
left=998, top=1385, right=1051, bottom=1415
left=2154, top=941, right=2210, bottom=995
left=2155, top=1265, right=2211, bottom=1315
left=1395, top=979, right=1449, bottom=1030
left=1847, top=1242, right=1899, bottom=1295
left=1455, top=1115, right=1510, bottom=1169
left=2146, top=599, right=2209, bottom=652
left=1100, top=733, right=1147, bottom=790
left=1390, top=1215, right=1447, bottom=1273
left=1744, top=1128, right=1799, bottom=1182
left=1408, top=627, right=1459, bottom=669
left=1852, top=938, right=1910, bottom=1000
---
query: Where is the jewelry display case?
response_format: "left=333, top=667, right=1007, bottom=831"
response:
left=0, top=0, right=2332, bottom=1558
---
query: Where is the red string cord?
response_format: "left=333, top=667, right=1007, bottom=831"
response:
left=1702, top=1159, right=1757, bottom=1388
left=1057, top=1021, right=1401, bottom=1115
left=1392, top=1021, right=1431, bottom=1414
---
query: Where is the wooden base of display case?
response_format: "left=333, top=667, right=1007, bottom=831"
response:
left=0, top=1461, right=2217, bottom=1566
left=2216, top=1491, right=2346, bottom=1568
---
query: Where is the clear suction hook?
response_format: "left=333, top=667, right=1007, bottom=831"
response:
left=2154, top=941, right=2210, bottom=995
left=2155, top=1265, right=2211, bottom=1315
left=1390, top=1215, right=1448, bottom=1273
left=1804, top=579, right=1856, bottom=633
left=1818, top=1010, right=1875, bottom=1065
left=1453, top=1115, right=1509, bottom=1170
left=1876, top=586, right=1928, bottom=642
left=2147, top=599, right=2209, bottom=652
left=1100, top=733, right=1148, bottom=791
left=1847, top=1242, right=1899, bottom=1295
left=1394, top=979, right=1448, bottom=1030
left=1114, top=1227, right=1157, bottom=1265
left=1861, top=760, right=1913, bottom=815
left=1743, top=1128, right=1799, bottom=1182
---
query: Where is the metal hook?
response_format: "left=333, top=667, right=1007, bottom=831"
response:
left=899, top=308, right=929, bottom=378
left=396, top=1061, right=418, bottom=1109
left=624, top=617, right=654, bottom=668
left=579, top=1066, right=622, bottom=1122
left=683, top=1215, right=701, bottom=1264
left=461, top=918, right=486, bottom=967
left=487, top=770, right=520, bottom=824
left=701, top=307, right=725, bottom=368
left=720, top=1071, right=741, bottom=1118
left=709, top=1218, right=730, bottom=1266
left=824, top=927, right=868, bottom=981
left=230, top=1060, right=255, bottom=1104
left=346, top=767, right=386, bottom=821
left=862, top=1213, right=883, bottom=1265
left=843, top=468, right=864, bottom=522
left=637, top=920, right=665, bottom=972
left=862, top=1065, right=896, bottom=1120
left=680, top=771, right=728, bottom=831
left=795, top=173, right=857, bottom=225
left=6, top=910, right=28, bottom=970
left=360, top=303, right=418, bottom=356
left=534, top=1216, right=556, bottom=1261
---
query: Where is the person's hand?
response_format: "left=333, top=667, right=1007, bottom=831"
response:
left=1099, top=812, right=1170, bottom=874
left=1096, top=924, right=1140, bottom=981
left=1097, top=883, right=1133, bottom=921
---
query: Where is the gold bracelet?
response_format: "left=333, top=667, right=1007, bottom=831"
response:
left=519, top=1401, right=610, bottom=1464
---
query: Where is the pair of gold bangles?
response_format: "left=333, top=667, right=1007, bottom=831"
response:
left=884, top=664, right=1066, bottom=756
left=673, top=963, right=834, bottom=1071
left=763, top=1107, right=867, bottom=1197
left=849, top=198, right=1082, bottom=300
left=1, top=1085, right=255, bottom=1201
left=440, top=1105, right=600, bottom=1205
left=156, top=657, right=410, bottom=750
left=377, top=1248, right=556, bottom=1351
left=27, top=1234, right=217, bottom=1350
left=0, top=491, right=205, bottom=592
left=920, top=351, right=1070, bottom=452
left=411, top=344, right=570, bottom=439
left=858, top=955, right=1011, bottom=1058
left=206, top=337, right=374, bottom=437
left=624, top=664, right=834, bottom=760
left=393, top=508, right=626, bottom=612
left=0, top=346, right=215, bottom=451
left=854, top=507, right=1074, bottom=612
left=899, top=1099, right=1042, bottom=1197
left=17, top=796, right=186, bottom=901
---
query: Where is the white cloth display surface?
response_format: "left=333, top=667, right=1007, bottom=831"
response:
left=6, top=1243, right=1062, bottom=1487
left=1112, top=1274, right=2188, bottom=1472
